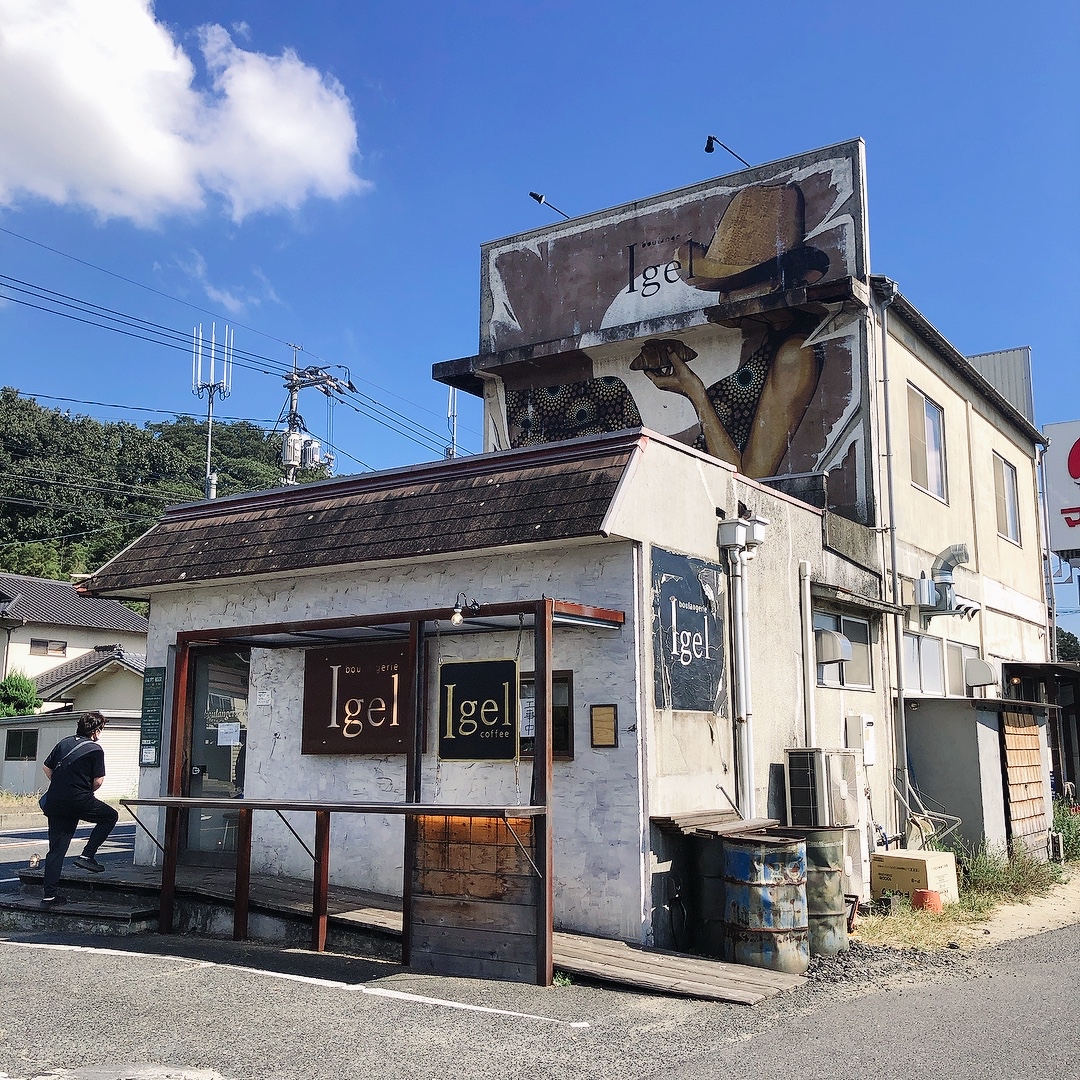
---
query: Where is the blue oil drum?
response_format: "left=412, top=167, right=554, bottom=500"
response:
left=722, top=833, right=810, bottom=974
left=768, top=825, right=850, bottom=957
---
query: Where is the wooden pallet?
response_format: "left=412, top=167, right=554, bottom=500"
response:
left=652, top=811, right=780, bottom=837
left=552, top=931, right=803, bottom=1004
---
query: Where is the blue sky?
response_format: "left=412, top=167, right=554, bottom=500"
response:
left=0, top=2, right=1078, bottom=612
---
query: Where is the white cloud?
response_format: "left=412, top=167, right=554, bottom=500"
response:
left=0, top=0, right=367, bottom=224
left=175, top=249, right=279, bottom=314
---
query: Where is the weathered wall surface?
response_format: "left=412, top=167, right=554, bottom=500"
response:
left=137, top=542, right=646, bottom=939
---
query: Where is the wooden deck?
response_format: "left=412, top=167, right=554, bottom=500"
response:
left=12, top=863, right=803, bottom=1004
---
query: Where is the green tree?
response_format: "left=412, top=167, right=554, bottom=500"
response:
left=0, top=670, right=42, bottom=718
left=1057, top=626, right=1080, bottom=664
left=0, top=388, right=330, bottom=578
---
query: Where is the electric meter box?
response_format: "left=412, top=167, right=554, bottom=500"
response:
left=845, top=714, right=876, bottom=767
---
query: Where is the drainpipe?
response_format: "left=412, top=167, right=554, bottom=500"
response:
left=719, top=518, right=750, bottom=815
left=877, top=279, right=909, bottom=827
left=739, top=547, right=756, bottom=819
left=1036, top=444, right=1057, bottom=661
left=799, top=561, right=817, bottom=747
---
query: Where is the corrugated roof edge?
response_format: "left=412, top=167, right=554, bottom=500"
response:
left=871, top=276, right=1045, bottom=448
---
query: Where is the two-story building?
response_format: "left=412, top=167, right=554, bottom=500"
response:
left=82, top=140, right=1052, bottom=948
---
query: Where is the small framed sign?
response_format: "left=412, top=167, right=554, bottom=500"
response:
left=302, top=641, right=411, bottom=755
left=139, top=666, right=167, bottom=768
left=590, top=704, right=618, bottom=748
left=438, top=659, right=519, bottom=761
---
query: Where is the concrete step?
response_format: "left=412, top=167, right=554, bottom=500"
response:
left=0, top=889, right=159, bottom=936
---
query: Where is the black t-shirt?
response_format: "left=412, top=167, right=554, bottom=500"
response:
left=44, top=735, right=105, bottom=808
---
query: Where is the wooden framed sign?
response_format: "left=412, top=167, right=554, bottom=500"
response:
left=302, top=641, right=410, bottom=755
left=438, top=659, right=519, bottom=761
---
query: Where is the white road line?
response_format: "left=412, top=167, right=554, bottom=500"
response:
left=0, top=876, right=19, bottom=883
left=0, top=941, right=589, bottom=1027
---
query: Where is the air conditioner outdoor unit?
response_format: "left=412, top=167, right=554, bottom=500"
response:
left=785, top=748, right=859, bottom=828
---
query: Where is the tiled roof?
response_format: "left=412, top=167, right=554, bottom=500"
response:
left=0, top=573, right=148, bottom=633
left=84, top=432, right=645, bottom=594
left=34, top=644, right=146, bottom=698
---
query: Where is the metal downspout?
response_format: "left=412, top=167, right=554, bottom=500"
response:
left=739, top=548, right=756, bottom=819
left=877, top=279, right=909, bottom=827
left=728, top=547, right=749, bottom=815
left=799, top=561, right=817, bottom=747
left=1036, top=444, right=1057, bottom=661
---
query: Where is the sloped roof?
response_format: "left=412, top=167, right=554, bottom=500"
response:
left=83, top=432, right=646, bottom=595
left=0, top=573, right=148, bottom=633
left=34, top=644, right=146, bottom=698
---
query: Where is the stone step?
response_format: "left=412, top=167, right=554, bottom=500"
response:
left=0, top=889, right=159, bottom=936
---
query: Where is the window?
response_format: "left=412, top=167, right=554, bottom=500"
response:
left=519, top=671, right=574, bottom=759
left=946, top=641, right=981, bottom=697
left=29, top=639, right=67, bottom=657
left=813, top=612, right=872, bottom=689
left=903, top=632, right=944, bottom=695
left=907, top=385, right=947, bottom=501
left=993, top=453, right=1021, bottom=544
left=4, top=729, right=38, bottom=761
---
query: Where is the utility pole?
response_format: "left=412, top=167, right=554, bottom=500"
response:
left=280, top=344, right=356, bottom=484
left=192, top=324, right=233, bottom=499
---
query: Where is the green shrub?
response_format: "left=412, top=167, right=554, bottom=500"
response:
left=1052, top=799, right=1080, bottom=861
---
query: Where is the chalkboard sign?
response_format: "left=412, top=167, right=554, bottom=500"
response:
left=140, top=666, right=167, bottom=767
left=438, top=659, right=519, bottom=761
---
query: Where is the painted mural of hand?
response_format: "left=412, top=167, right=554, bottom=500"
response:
left=630, top=339, right=740, bottom=466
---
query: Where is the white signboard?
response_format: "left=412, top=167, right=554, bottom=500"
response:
left=1044, top=421, right=1080, bottom=556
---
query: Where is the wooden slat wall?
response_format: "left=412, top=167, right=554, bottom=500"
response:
left=1001, top=710, right=1047, bottom=858
left=409, top=816, right=538, bottom=981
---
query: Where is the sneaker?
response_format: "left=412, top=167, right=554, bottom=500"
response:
left=41, top=894, right=67, bottom=906
left=74, top=855, right=105, bottom=873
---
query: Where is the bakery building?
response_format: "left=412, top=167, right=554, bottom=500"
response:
left=83, top=139, right=1053, bottom=950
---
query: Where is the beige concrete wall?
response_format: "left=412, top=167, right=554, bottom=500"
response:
left=5, top=627, right=146, bottom=681
left=877, top=318, right=1048, bottom=681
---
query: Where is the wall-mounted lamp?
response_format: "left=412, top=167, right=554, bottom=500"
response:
left=703, top=135, right=751, bottom=168
left=450, top=593, right=480, bottom=626
left=529, top=191, right=571, bottom=220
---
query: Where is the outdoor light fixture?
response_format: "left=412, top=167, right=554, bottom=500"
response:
left=703, top=135, right=752, bottom=168
left=450, top=593, right=480, bottom=626
left=528, top=191, right=571, bottom=220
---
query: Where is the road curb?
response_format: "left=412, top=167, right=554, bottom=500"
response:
left=0, top=812, right=45, bottom=830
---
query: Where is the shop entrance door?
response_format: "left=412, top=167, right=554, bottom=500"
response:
left=183, top=650, right=250, bottom=865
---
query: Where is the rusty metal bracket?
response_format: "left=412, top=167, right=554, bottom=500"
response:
left=503, top=817, right=542, bottom=878
left=122, top=804, right=166, bottom=855
left=275, top=809, right=316, bottom=862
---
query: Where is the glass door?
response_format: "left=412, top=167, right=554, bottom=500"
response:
left=183, top=650, right=249, bottom=865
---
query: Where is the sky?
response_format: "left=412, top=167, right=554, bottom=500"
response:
left=0, top=2, right=1078, bottom=613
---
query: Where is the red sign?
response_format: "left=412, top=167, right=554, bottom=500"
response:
left=302, top=641, right=411, bottom=755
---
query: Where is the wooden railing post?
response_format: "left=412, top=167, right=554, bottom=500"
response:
left=533, top=597, right=554, bottom=986
left=312, top=810, right=331, bottom=952
left=233, top=808, right=252, bottom=941
left=159, top=804, right=180, bottom=934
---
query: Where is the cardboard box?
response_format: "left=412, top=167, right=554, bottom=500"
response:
left=870, top=850, right=959, bottom=904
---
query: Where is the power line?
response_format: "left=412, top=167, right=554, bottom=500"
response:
left=0, top=225, right=484, bottom=439
left=0, top=495, right=160, bottom=521
left=15, top=391, right=277, bottom=425
left=0, top=523, right=130, bottom=551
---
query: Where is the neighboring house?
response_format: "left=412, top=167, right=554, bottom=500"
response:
left=82, top=140, right=1055, bottom=948
left=0, top=573, right=148, bottom=682
left=34, top=643, right=146, bottom=714
left=1, top=709, right=141, bottom=799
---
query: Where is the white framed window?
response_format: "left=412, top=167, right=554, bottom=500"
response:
left=813, top=612, right=872, bottom=689
left=946, top=641, right=981, bottom=697
left=993, top=452, right=1021, bottom=544
left=907, top=384, right=947, bottom=501
left=903, top=632, right=944, bottom=696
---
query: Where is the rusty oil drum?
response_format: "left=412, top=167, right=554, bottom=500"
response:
left=768, top=825, right=850, bottom=956
left=722, top=833, right=810, bottom=974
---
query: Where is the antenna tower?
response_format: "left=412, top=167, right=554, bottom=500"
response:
left=445, top=386, right=458, bottom=459
left=192, top=323, right=233, bottom=499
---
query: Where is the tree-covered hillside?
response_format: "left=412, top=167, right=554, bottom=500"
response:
left=0, top=388, right=327, bottom=578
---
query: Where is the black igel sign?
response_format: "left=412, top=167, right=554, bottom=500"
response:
left=652, top=547, right=725, bottom=712
left=438, top=659, right=519, bottom=761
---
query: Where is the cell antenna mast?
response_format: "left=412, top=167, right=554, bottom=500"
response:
left=280, top=343, right=356, bottom=484
left=445, top=386, right=458, bottom=459
left=192, top=323, right=233, bottom=499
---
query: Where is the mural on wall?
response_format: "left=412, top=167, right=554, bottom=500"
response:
left=475, top=142, right=872, bottom=520
left=651, top=547, right=726, bottom=713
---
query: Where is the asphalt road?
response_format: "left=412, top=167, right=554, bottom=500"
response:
left=0, top=821, right=136, bottom=892
left=0, top=919, right=1077, bottom=1080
